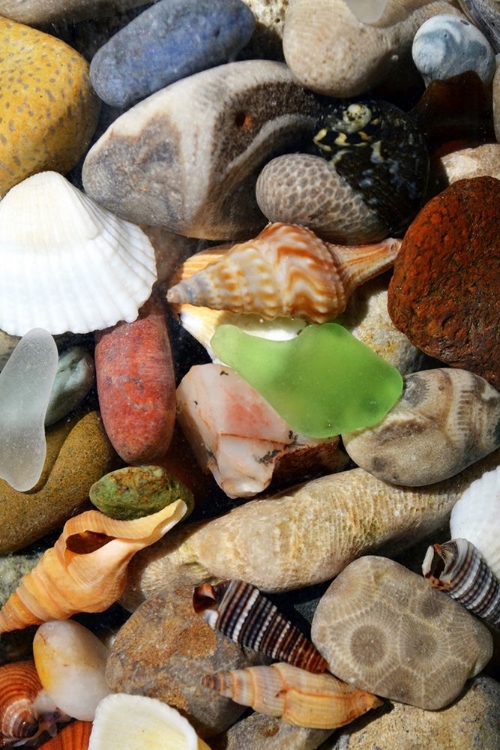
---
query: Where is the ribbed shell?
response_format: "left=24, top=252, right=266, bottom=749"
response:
left=193, top=580, right=328, bottom=672
left=166, top=223, right=400, bottom=323
left=423, top=538, right=500, bottom=628
left=39, top=720, right=92, bottom=749
left=0, top=660, right=43, bottom=743
left=0, top=500, right=187, bottom=633
left=201, top=662, right=383, bottom=729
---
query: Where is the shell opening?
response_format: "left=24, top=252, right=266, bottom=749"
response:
left=422, top=544, right=450, bottom=588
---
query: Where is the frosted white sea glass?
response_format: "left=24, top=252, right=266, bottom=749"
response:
left=345, top=0, right=388, bottom=23
left=0, top=327, right=58, bottom=491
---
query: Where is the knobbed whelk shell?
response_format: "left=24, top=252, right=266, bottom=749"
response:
left=193, top=579, right=328, bottom=673
left=423, top=538, right=500, bottom=628
left=342, top=368, right=500, bottom=486
left=88, top=693, right=211, bottom=750
left=0, top=500, right=187, bottom=633
left=0, top=171, right=157, bottom=336
left=166, top=223, right=401, bottom=324
left=202, top=662, right=382, bottom=729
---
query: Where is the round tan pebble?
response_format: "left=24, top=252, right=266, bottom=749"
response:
left=0, top=0, right=146, bottom=25
left=0, top=17, right=100, bottom=197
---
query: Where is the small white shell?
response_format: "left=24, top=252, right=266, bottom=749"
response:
left=0, top=171, right=157, bottom=336
left=450, top=465, right=500, bottom=578
left=88, top=693, right=211, bottom=750
left=33, top=620, right=111, bottom=721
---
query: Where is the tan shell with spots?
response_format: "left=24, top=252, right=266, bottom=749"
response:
left=311, top=556, right=493, bottom=710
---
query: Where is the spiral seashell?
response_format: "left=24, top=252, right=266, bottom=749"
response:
left=193, top=579, right=328, bottom=673
left=38, top=721, right=92, bottom=749
left=0, top=500, right=187, bottom=633
left=0, top=660, right=64, bottom=745
left=201, top=662, right=383, bottom=729
left=423, top=538, right=500, bottom=628
left=0, top=171, right=157, bottom=337
left=166, top=223, right=401, bottom=324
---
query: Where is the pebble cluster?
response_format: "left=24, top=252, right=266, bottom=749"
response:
left=0, top=1, right=500, bottom=749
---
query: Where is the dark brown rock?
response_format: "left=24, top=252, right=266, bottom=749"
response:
left=388, top=177, right=500, bottom=387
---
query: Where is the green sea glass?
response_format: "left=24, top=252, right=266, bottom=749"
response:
left=211, top=323, right=403, bottom=438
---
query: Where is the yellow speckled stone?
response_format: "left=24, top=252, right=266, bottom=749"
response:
left=0, top=16, right=100, bottom=196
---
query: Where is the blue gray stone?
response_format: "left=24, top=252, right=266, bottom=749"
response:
left=90, top=0, right=256, bottom=108
left=45, top=346, right=95, bottom=426
left=412, top=14, right=496, bottom=85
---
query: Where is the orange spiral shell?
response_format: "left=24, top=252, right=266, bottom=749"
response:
left=38, top=720, right=92, bottom=749
left=0, top=660, right=43, bottom=743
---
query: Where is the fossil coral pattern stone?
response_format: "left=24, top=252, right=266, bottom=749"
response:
left=342, top=368, right=500, bottom=486
left=90, top=0, right=256, bottom=108
left=412, top=14, right=496, bottom=85
left=388, top=176, right=500, bottom=388
left=82, top=60, right=324, bottom=239
left=311, top=556, right=493, bottom=710
left=106, top=584, right=264, bottom=738
left=282, top=0, right=462, bottom=97
left=121, top=447, right=500, bottom=600
left=0, top=17, right=100, bottom=197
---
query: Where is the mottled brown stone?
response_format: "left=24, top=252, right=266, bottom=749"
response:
left=388, top=177, right=500, bottom=388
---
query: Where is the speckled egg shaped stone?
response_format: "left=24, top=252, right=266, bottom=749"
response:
left=388, top=176, right=500, bottom=389
left=89, top=465, right=194, bottom=521
left=311, top=556, right=493, bottom=710
left=342, top=368, right=500, bottom=486
left=90, top=0, right=256, bottom=108
left=0, top=17, right=100, bottom=197
left=412, top=14, right=496, bottom=85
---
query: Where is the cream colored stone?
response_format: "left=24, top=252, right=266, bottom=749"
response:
left=437, top=143, right=500, bottom=186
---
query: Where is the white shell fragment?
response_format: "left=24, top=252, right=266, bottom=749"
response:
left=88, top=693, right=211, bottom=750
left=0, top=328, right=58, bottom=491
left=33, top=619, right=111, bottom=721
left=450, top=465, right=500, bottom=578
left=0, top=171, right=157, bottom=336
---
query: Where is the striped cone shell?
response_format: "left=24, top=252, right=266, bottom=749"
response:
left=193, top=579, right=328, bottom=673
left=423, top=538, right=500, bottom=628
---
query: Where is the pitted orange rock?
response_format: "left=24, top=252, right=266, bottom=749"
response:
left=0, top=16, right=100, bottom=196
left=388, top=176, right=500, bottom=388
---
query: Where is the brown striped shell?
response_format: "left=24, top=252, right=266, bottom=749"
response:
left=201, top=662, right=383, bottom=729
left=423, top=538, right=500, bottom=628
left=193, top=579, right=328, bottom=673
left=167, top=223, right=400, bottom=324
left=38, top=720, right=92, bottom=749
left=0, top=660, right=47, bottom=744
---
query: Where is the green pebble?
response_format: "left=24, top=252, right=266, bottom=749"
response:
left=211, top=323, right=403, bottom=438
left=89, top=465, right=195, bottom=521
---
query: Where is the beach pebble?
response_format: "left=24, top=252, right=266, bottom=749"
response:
left=311, top=556, right=493, bottom=710
left=240, top=0, right=289, bottom=58
left=0, top=411, right=116, bottom=555
left=324, top=676, right=500, bottom=749
left=95, top=295, right=176, bottom=464
left=0, top=0, right=146, bottom=24
left=90, top=0, right=256, bottom=108
left=493, top=57, right=500, bottom=142
left=412, top=14, right=496, bottom=85
left=45, top=347, right=95, bottom=427
left=0, top=551, right=42, bottom=609
left=342, top=368, right=500, bottom=486
left=106, top=584, right=263, bottom=739
left=89, top=465, right=194, bottom=521
left=82, top=60, right=323, bottom=239
left=282, top=0, right=462, bottom=97
left=211, top=712, right=333, bottom=750
left=0, top=17, right=100, bottom=197
left=434, top=143, right=500, bottom=190
left=388, top=177, right=500, bottom=388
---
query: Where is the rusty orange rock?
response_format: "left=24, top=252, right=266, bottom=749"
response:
left=95, top=294, right=176, bottom=463
left=388, top=177, right=500, bottom=388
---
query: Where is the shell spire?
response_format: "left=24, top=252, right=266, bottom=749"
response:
left=423, top=538, right=500, bottom=628
left=193, top=579, right=328, bottom=672
left=166, top=222, right=401, bottom=323
left=0, top=500, right=187, bottom=633
left=201, top=662, right=383, bottom=729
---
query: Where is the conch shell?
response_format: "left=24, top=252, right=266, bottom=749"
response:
left=201, top=662, right=383, bottom=729
left=0, top=500, right=187, bottom=633
left=166, top=222, right=401, bottom=323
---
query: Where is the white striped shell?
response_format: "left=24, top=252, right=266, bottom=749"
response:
left=0, top=171, right=157, bottom=336
left=88, top=693, right=211, bottom=750
left=450, top=465, right=500, bottom=578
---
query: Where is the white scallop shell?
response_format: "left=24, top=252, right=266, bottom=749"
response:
left=88, top=693, right=211, bottom=750
left=0, top=172, right=157, bottom=335
left=450, top=465, right=500, bottom=578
